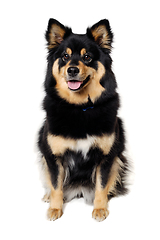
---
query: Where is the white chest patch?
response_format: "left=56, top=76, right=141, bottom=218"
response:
left=75, top=135, right=96, bottom=157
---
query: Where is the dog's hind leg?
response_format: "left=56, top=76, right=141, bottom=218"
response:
left=42, top=191, right=51, bottom=203
left=39, top=157, right=51, bottom=203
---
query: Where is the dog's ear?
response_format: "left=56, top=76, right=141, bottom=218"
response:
left=45, top=19, right=72, bottom=49
left=87, top=19, right=113, bottom=50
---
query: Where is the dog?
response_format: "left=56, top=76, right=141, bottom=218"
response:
left=38, top=18, right=129, bottom=222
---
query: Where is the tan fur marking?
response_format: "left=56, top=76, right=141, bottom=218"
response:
left=47, top=134, right=76, bottom=155
left=50, top=189, right=63, bottom=210
left=80, top=48, right=87, bottom=56
left=91, top=25, right=111, bottom=49
left=46, top=162, right=64, bottom=210
left=105, top=157, right=123, bottom=195
left=94, top=166, right=107, bottom=209
left=41, top=157, right=64, bottom=220
left=96, top=133, right=115, bottom=155
left=93, top=157, right=122, bottom=221
left=66, top=47, right=72, bottom=56
left=52, top=59, right=105, bottom=104
left=47, top=133, right=115, bottom=156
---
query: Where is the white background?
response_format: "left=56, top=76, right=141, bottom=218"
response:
left=0, top=0, right=160, bottom=239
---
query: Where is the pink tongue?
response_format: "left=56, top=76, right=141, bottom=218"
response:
left=67, top=81, right=82, bottom=90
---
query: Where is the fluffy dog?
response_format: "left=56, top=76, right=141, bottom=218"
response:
left=38, top=18, right=129, bottom=222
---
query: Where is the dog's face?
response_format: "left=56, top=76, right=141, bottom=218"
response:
left=45, top=19, right=115, bottom=104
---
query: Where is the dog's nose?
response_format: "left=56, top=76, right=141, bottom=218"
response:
left=67, top=67, right=79, bottom=77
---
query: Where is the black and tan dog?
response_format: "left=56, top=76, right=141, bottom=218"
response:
left=38, top=19, right=129, bottom=222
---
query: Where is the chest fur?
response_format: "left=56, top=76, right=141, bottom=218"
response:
left=47, top=133, right=115, bottom=157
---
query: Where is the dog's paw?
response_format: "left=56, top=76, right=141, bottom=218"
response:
left=92, top=208, right=109, bottom=222
left=47, top=207, right=63, bottom=221
left=42, top=193, right=50, bottom=203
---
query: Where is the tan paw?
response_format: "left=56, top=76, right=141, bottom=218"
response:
left=92, top=208, right=109, bottom=222
left=42, top=193, right=50, bottom=203
left=47, top=207, right=63, bottom=221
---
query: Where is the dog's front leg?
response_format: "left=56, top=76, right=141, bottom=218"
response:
left=93, top=157, right=121, bottom=222
left=45, top=155, right=64, bottom=221
left=92, top=165, right=109, bottom=222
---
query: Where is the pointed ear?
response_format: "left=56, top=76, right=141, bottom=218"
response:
left=87, top=19, right=113, bottom=50
left=45, top=19, right=72, bottom=49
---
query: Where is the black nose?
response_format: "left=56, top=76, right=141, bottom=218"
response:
left=67, top=67, right=79, bottom=77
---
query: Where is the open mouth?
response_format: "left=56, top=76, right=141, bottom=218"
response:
left=67, top=76, right=90, bottom=91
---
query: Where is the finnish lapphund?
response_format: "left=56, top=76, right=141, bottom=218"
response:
left=38, top=18, right=129, bottom=222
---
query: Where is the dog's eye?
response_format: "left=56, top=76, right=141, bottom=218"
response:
left=83, top=54, right=92, bottom=62
left=62, top=53, right=70, bottom=61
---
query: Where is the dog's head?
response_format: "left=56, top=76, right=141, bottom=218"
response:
left=45, top=19, right=116, bottom=104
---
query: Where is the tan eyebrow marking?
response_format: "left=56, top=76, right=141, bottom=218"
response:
left=66, top=48, right=72, bottom=55
left=80, top=48, right=87, bottom=56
